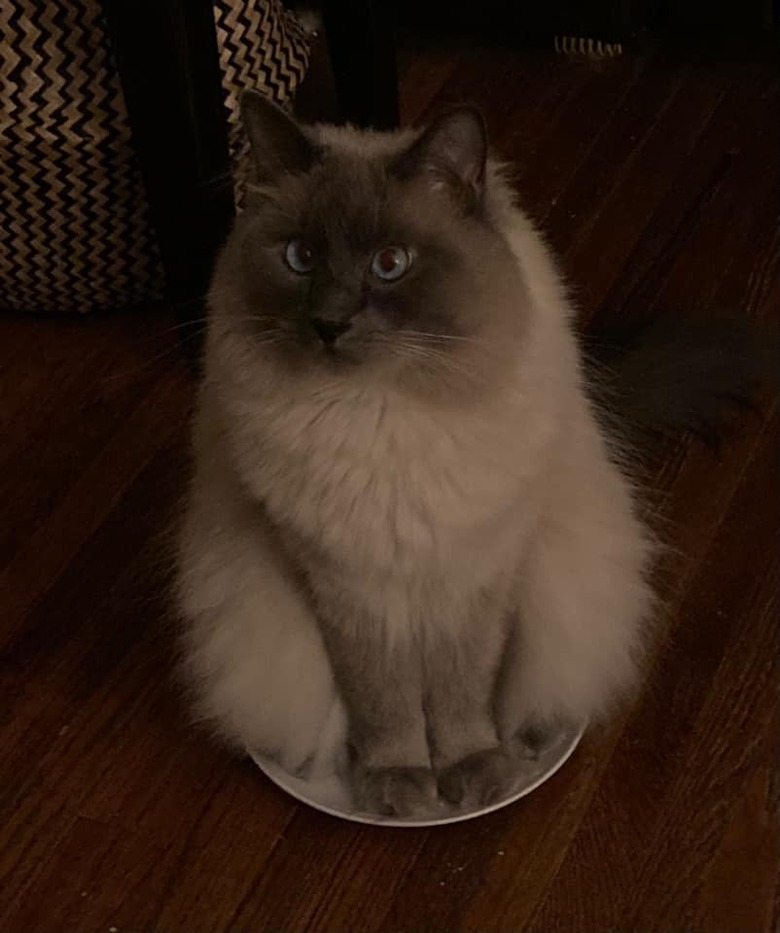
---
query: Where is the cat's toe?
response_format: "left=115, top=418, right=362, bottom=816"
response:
left=354, top=766, right=438, bottom=818
left=514, top=723, right=554, bottom=760
left=437, top=747, right=514, bottom=809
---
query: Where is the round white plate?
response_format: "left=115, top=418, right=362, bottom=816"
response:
left=250, top=721, right=586, bottom=827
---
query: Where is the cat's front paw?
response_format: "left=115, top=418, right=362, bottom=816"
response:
left=514, top=722, right=555, bottom=760
left=437, top=747, right=515, bottom=809
left=354, top=765, right=438, bottom=818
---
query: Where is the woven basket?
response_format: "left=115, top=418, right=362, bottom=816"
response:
left=0, top=0, right=310, bottom=314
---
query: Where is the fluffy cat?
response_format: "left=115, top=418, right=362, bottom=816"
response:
left=175, top=92, right=657, bottom=816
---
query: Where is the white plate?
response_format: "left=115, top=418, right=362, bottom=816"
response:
left=249, top=721, right=586, bottom=828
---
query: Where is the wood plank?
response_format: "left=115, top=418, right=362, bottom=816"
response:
left=0, top=367, right=190, bottom=650
left=526, top=408, right=779, bottom=930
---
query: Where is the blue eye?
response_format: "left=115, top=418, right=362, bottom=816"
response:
left=371, top=246, right=412, bottom=282
left=284, top=239, right=315, bottom=274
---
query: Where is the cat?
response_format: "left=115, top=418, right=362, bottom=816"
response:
left=174, top=91, right=762, bottom=817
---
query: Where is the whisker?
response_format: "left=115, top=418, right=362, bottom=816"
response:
left=389, top=341, right=467, bottom=372
left=395, top=329, right=484, bottom=346
left=390, top=340, right=480, bottom=382
left=156, top=317, right=210, bottom=336
left=100, top=327, right=205, bottom=383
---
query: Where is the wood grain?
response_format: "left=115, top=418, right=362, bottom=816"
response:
left=1, top=40, right=777, bottom=933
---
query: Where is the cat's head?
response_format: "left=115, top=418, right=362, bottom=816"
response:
left=211, top=91, right=526, bottom=395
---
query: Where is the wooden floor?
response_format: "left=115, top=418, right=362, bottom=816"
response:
left=1, top=40, right=778, bottom=933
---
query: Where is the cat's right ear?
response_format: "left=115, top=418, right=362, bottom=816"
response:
left=240, top=90, right=316, bottom=185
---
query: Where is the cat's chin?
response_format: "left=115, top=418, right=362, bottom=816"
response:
left=262, top=337, right=365, bottom=370
left=276, top=336, right=397, bottom=375
left=318, top=343, right=365, bottom=366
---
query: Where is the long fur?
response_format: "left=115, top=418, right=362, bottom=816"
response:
left=585, top=310, right=776, bottom=448
left=176, top=110, right=659, bottom=811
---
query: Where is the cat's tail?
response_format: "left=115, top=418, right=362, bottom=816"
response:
left=584, top=310, right=777, bottom=449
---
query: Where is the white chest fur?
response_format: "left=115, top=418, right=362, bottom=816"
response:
left=224, top=375, right=556, bottom=594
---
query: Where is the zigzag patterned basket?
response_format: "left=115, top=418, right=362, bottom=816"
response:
left=0, top=0, right=310, bottom=315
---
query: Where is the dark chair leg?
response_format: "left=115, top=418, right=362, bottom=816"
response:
left=321, top=0, right=399, bottom=129
left=103, top=0, right=236, bottom=370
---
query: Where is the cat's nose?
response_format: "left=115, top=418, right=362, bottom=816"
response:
left=310, top=317, right=351, bottom=345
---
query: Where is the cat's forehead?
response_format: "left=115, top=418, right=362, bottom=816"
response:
left=261, top=126, right=454, bottom=251
left=312, top=123, right=419, bottom=160
left=300, top=152, right=397, bottom=246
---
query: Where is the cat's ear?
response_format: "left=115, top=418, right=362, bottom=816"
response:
left=394, top=107, right=488, bottom=210
left=240, top=89, right=316, bottom=184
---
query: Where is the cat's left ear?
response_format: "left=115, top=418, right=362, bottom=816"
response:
left=394, top=107, right=487, bottom=210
